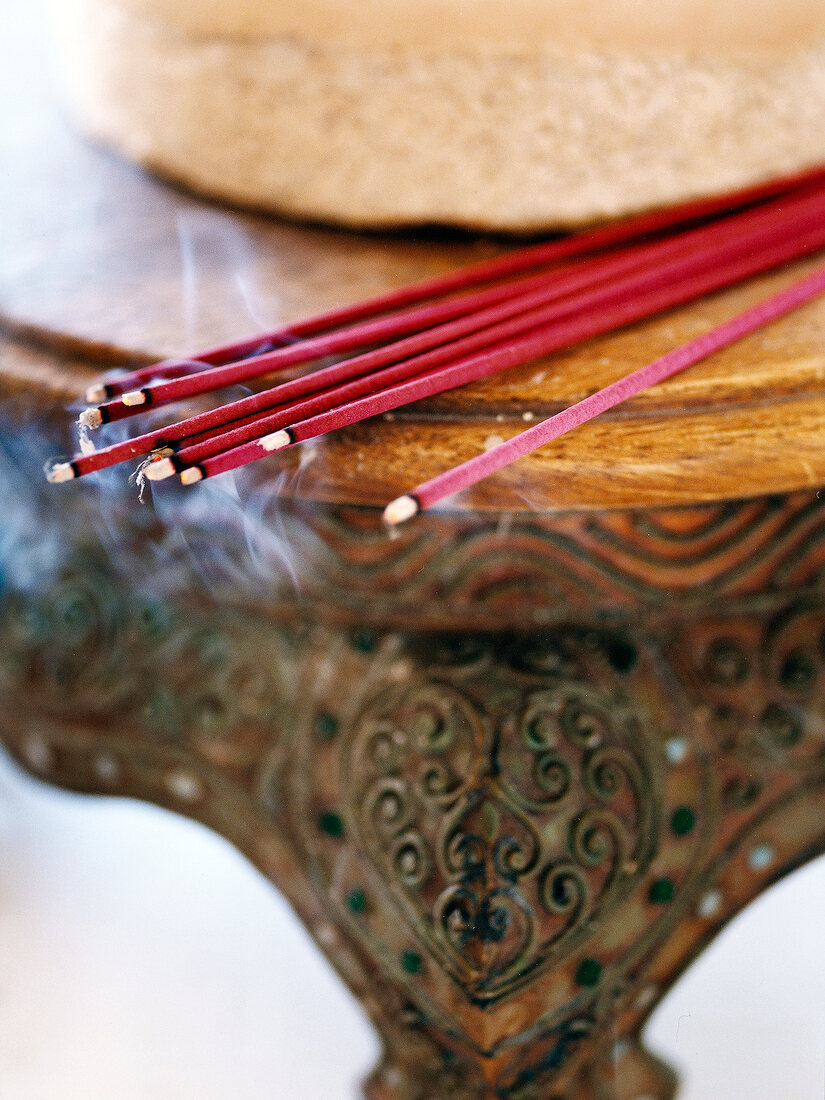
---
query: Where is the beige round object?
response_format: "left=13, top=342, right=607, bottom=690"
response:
left=51, top=0, right=825, bottom=231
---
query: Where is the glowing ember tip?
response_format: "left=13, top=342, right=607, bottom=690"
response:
left=84, top=383, right=109, bottom=404
left=383, top=495, right=419, bottom=526
left=260, top=430, right=291, bottom=452
left=122, top=390, right=147, bottom=406
left=46, top=462, right=76, bottom=484
left=145, top=458, right=176, bottom=481
left=79, top=408, right=103, bottom=430
left=180, top=467, right=204, bottom=485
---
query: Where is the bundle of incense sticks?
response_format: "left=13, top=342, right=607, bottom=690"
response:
left=48, top=166, right=825, bottom=520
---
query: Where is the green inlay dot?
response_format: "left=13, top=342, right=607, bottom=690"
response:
left=319, top=811, right=345, bottom=839
left=137, top=601, right=169, bottom=639
left=314, top=712, right=339, bottom=741
left=50, top=659, right=75, bottom=689
left=347, top=888, right=368, bottom=914
left=607, top=639, right=637, bottom=673
left=780, top=649, right=817, bottom=691
left=61, top=597, right=90, bottom=631
left=575, top=959, right=602, bottom=987
left=649, top=878, right=675, bottom=904
left=671, top=807, right=696, bottom=837
left=351, top=628, right=378, bottom=654
left=401, top=950, right=423, bottom=975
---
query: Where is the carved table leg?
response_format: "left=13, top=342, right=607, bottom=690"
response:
left=3, top=431, right=825, bottom=1097
left=3, top=594, right=825, bottom=1098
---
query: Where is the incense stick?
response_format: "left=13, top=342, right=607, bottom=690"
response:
left=149, top=207, right=819, bottom=479
left=93, top=268, right=563, bottom=423
left=53, top=244, right=691, bottom=476
left=58, top=188, right=820, bottom=479
left=47, top=170, right=825, bottom=488
left=108, top=180, right=825, bottom=416
left=179, top=217, right=825, bottom=483
left=384, top=262, right=825, bottom=523
left=83, top=164, right=825, bottom=403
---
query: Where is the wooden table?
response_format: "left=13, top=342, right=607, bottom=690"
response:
left=4, top=12, right=825, bottom=1099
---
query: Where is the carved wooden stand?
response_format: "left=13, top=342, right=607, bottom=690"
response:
left=2, top=426, right=824, bottom=1098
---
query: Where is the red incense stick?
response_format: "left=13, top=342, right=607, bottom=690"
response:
left=59, top=188, right=823, bottom=478
left=108, top=180, right=825, bottom=415
left=180, top=219, right=825, bottom=483
left=384, top=262, right=825, bottom=522
left=85, top=164, right=825, bottom=402
left=94, top=244, right=668, bottom=424
left=149, top=202, right=821, bottom=478
left=90, top=267, right=567, bottom=425
left=57, top=238, right=705, bottom=474
left=159, top=204, right=825, bottom=479
left=47, top=175, right=825, bottom=485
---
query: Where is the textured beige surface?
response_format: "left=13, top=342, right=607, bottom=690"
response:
left=53, top=0, right=825, bottom=230
left=98, top=0, right=825, bottom=53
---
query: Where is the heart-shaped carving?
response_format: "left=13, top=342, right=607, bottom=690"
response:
left=277, top=630, right=670, bottom=1059
left=337, top=674, right=656, bottom=1003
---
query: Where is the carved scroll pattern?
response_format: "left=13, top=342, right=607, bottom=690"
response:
left=340, top=676, right=656, bottom=999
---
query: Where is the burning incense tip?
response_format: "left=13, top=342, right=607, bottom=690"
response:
left=145, top=458, right=176, bottom=481
left=383, top=494, right=419, bottom=526
left=260, top=430, right=291, bottom=452
left=84, top=383, right=109, bottom=404
left=46, top=462, right=76, bottom=484
left=122, top=389, right=148, bottom=406
left=180, top=467, right=204, bottom=485
left=79, top=408, right=103, bottom=430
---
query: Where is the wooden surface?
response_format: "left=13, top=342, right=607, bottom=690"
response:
left=3, top=10, right=825, bottom=512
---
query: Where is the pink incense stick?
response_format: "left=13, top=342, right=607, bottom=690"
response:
left=384, top=261, right=825, bottom=523
left=109, top=180, right=825, bottom=415
left=58, top=188, right=825, bottom=479
left=182, top=218, right=825, bottom=483
left=85, top=164, right=825, bottom=402
left=161, top=203, right=825, bottom=479
left=86, top=357, right=247, bottom=404
left=64, top=236, right=711, bottom=468
left=150, top=202, right=825, bottom=478
left=91, top=266, right=569, bottom=425
left=94, top=241, right=673, bottom=424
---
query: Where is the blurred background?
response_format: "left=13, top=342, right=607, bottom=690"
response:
left=0, top=744, right=823, bottom=1099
